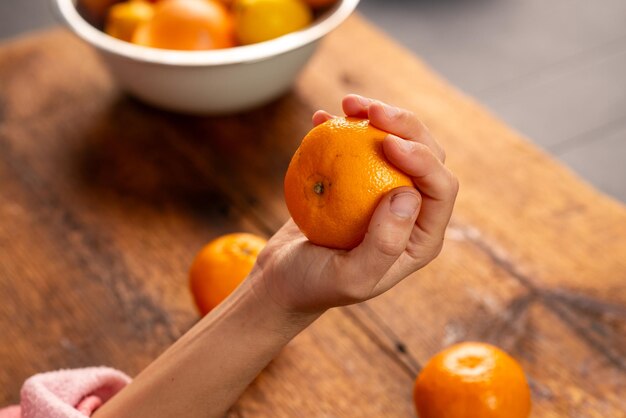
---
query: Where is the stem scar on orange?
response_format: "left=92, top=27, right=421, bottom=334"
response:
left=414, top=342, right=532, bottom=418
left=284, top=117, right=414, bottom=250
left=189, top=233, right=266, bottom=315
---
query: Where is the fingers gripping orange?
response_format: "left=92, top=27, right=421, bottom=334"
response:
left=284, top=117, right=413, bottom=250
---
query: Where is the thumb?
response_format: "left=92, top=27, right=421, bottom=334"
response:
left=347, top=186, right=421, bottom=284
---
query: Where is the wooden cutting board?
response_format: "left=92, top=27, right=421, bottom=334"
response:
left=0, top=15, right=624, bottom=417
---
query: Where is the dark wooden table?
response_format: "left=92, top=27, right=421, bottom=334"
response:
left=1, top=16, right=624, bottom=417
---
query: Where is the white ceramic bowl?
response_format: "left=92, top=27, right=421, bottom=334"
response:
left=54, top=0, right=360, bottom=114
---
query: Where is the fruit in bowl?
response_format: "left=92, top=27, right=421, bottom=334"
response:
left=56, top=0, right=360, bottom=114
left=99, top=0, right=336, bottom=50
left=105, top=0, right=155, bottom=42
left=233, top=0, right=312, bottom=46
left=131, top=0, right=236, bottom=50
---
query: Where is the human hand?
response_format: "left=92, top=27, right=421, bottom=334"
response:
left=251, top=95, right=458, bottom=314
left=93, top=97, right=458, bottom=418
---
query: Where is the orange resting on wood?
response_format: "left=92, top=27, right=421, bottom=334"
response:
left=189, top=233, right=266, bottom=315
left=414, top=342, right=532, bottom=418
left=284, top=117, right=413, bottom=250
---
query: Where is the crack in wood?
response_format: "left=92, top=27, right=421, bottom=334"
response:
left=356, top=303, right=422, bottom=373
left=474, top=292, right=536, bottom=352
left=340, top=306, right=418, bottom=379
left=448, top=223, right=538, bottom=291
left=451, top=223, right=626, bottom=372
left=543, top=295, right=626, bottom=371
left=544, top=289, right=626, bottom=318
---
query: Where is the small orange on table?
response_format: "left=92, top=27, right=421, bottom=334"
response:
left=414, top=342, right=531, bottom=418
left=284, top=117, right=413, bottom=250
left=189, top=233, right=266, bottom=315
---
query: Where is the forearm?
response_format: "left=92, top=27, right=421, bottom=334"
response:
left=94, top=269, right=320, bottom=418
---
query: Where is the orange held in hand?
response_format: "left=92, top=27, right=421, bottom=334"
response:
left=133, top=0, right=235, bottom=50
left=284, top=117, right=413, bottom=250
left=189, top=233, right=266, bottom=315
left=414, top=342, right=531, bottom=418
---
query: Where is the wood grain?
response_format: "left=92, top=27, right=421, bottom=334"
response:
left=0, top=28, right=414, bottom=414
left=1, top=16, right=625, bottom=417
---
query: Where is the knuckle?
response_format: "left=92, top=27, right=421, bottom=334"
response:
left=406, top=238, right=444, bottom=265
left=452, top=174, right=461, bottom=196
left=439, top=147, right=447, bottom=163
left=401, top=109, right=417, bottom=122
left=446, top=170, right=460, bottom=195
left=411, top=141, right=431, bottom=156
left=338, top=284, right=373, bottom=303
left=376, top=237, right=404, bottom=258
left=430, top=239, right=445, bottom=259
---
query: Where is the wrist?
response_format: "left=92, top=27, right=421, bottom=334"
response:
left=95, top=267, right=321, bottom=418
left=245, top=267, right=321, bottom=338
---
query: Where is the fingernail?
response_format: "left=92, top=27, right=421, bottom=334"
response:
left=382, top=103, right=400, bottom=119
left=390, top=192, right=420, bottom=219
left=388, top=134, right=413, bottom=152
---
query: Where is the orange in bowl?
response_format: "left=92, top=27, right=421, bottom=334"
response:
left=105, top=0, right=155, bottom=42
left=189, top=233, right=266, bottom=315
left=133, top=0, right=235, bottom=50
left=58, top=0, right=360, bottom=113
left=414, top=342, right=531, bottom=418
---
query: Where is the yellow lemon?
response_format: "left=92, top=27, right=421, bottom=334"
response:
left=105, top=0, right=155, bottom=42
left=233, top=0, right=312, bottom=45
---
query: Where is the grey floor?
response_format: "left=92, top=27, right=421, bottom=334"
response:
left=1, top=0, right=625, bottom=202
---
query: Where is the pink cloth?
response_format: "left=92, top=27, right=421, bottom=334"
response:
left=0, top=367, right=130, bottom=418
